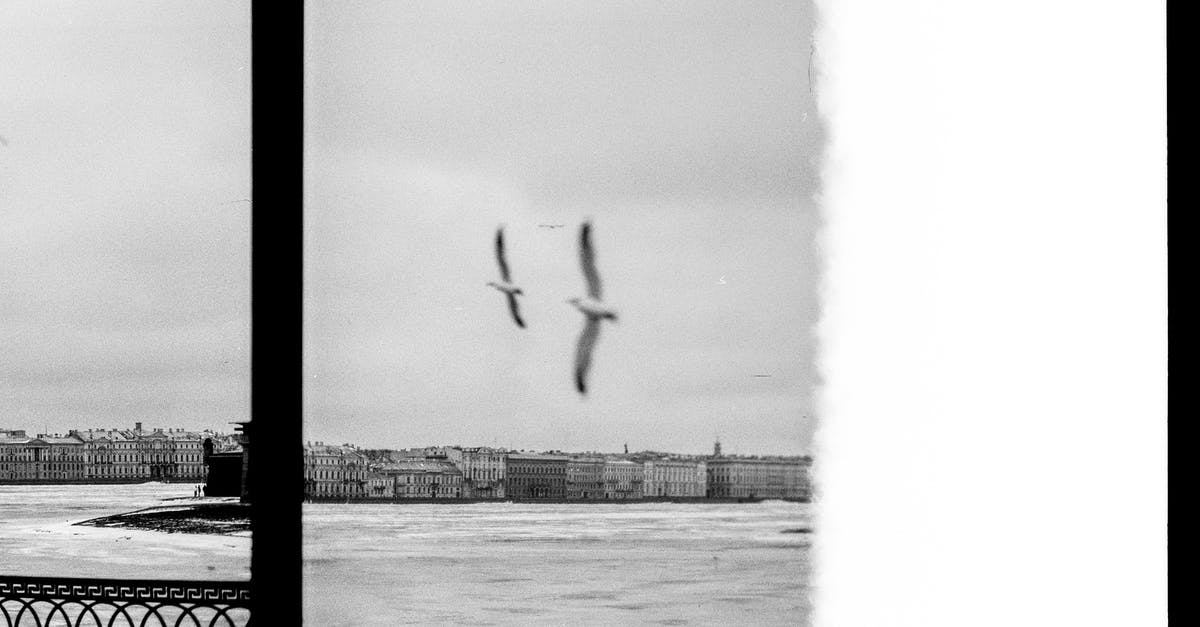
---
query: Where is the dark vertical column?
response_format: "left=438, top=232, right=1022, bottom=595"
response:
left=251, top=3, right=302, bottom=623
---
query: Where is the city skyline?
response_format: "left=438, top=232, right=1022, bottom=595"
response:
left=314, top=437, right=808, bottom=460
left=0, top=421, right=802, bottom=459
left=314, top=440, right=810, bottom=460
left=0, top=423, right=241, bottom=437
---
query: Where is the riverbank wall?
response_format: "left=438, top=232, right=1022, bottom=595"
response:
left=303, top=496, right=810, bottom=505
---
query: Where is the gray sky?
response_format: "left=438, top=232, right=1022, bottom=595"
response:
left=306, top=0, right=820, bottom=456
left=1, top=1, right=251, bottom=434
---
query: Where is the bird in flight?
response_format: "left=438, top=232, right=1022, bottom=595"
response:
left=487, top=227, right=526, bottom=328
left=568, top=221, right=618, bottom=395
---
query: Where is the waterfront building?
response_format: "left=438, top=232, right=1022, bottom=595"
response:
left=134, top=426, right=207, bottom=481
left=793, top=455, right=814, bottom=501
left=40, top=435, right=87, bottom=481
left=373, top=458, right=464, bottom=498
left=72, top=425, right=208, bottom=482
left=1, top=425, right=228, bottom=484
left=303, top=442, right=369, bottom=498
left=506, top=452, right=568, bottom=499
left=602, top=459, right=644, bottom=499
left=376, top=446, right=460, bottom=462
left=425, top=446, right=463, bottom=463
left=0, top=433, right=86, bottom=481
left=642, top=458, right=707, bottom=498
left=364, top=472, right=394, bottom=498
left=705, top=456, right=811, bottom=499
left=454, top=447, right=507, bottom=498
left=566, top=456, right=605, bottom=499
left=74, top=429, right=141, bottom=480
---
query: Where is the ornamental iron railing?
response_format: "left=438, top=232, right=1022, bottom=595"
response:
left=0, top=577, right=250, bottom=627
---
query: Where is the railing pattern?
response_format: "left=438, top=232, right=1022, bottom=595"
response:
left=0, top=577, right=250, bottom=627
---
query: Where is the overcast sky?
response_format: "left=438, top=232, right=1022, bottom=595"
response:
left=305, top=1, right=820, bottom=456
left=1, top=1, right=251, bottom=435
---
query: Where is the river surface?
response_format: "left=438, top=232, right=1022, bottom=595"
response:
left=0, top=483, right=250, bottom=580
left=2, top=487, right=812, bottom=625
left=304, top=501, right=812, bottom=626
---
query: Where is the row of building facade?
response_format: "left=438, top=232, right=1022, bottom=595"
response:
left=303, top=442, right=812, bottom=501
left=2, top=423, right=812, bottom=501
left=0, top=424, right=240, bottom=483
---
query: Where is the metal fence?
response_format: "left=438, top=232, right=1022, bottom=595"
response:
left=0, top=577, right=250, bottom=627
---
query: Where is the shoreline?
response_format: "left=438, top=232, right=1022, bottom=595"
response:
left=74, top=502, right=250, bottom=536
left=0, top=479, right=205, bottom=486
left=53, top=492, right=807, bottom=537
left=304, top=496, right=810, bottom=505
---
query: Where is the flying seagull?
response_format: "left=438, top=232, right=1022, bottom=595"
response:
left=568, top=221, right=618, bottom=394
left=487, top=227, right=525, bottom=328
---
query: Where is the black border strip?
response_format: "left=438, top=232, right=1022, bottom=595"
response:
left=250, top=2, right=302, bottom=623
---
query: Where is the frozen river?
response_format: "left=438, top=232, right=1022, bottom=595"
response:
left=304, top=501, right=813, bottom=626
left=3, top=487, right=812, bottom=624
left=0, top=483, right=250, bottom=580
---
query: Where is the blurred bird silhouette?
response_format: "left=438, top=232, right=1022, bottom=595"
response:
left=567, top=221, right=619, bottom=395
left=486, top=227, right=526, bottom=328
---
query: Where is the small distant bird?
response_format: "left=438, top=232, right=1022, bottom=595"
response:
left=538, top=224, right=566, bottom=229
left=487, top=227, right=526, bottom=328
left=568, top=221, right=618, bottom=394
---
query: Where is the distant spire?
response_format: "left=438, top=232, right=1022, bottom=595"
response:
left=624, top=442, right=628, bottom=454
left=714, top=438, right=722, bottom=457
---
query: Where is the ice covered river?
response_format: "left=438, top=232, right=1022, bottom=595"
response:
left=304, top=501, right=813, bottom=626
left=0, top=483, right=250, bottom=580
left=2, top=487, right=812, bottom=624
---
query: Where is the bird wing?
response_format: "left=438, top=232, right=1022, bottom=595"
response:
left=579, top=221, right=602, bottom=300
left=495, top=228, right=511, bottom=282
left=574, top=317, right=601, bottom=394
left=506, top=292, right=525, bottom=328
